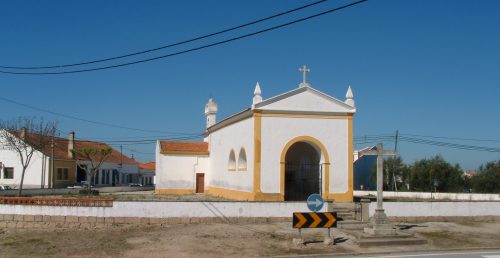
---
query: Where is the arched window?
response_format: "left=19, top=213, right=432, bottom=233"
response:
left=238, top=148, right=247, bottom=171
left=228, top=149, right=236, bottom=171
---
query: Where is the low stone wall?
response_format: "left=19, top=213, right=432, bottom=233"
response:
left=355, top=190, right=500, bottom=201
left=389, top=216, right=500, bottom=223
left=0, top=201, right=324, bottom=218
left=0, top=214, right=289, bottom=230
left=0, top=186, right=154, bottom=196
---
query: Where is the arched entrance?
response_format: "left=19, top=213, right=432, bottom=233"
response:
left=284, top=141, right=321, bottom=201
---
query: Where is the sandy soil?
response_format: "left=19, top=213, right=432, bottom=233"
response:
left=1, top=221, right=499, bottom=257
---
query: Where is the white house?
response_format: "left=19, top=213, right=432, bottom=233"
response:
left=0, top=129, right=56, bottom=189
left=156, top=67, right=356, bottom=202
left=0, top=130, right=140, bottom=189
left=139, top=162, right=155, bottom=186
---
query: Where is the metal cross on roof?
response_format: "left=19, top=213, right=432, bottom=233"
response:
left=299, top=65, right=310, bottom=84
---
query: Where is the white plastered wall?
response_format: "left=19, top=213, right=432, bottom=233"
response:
left=208, top=117, right=254, bottom=192
left=0, top=147, right=49, bottom=189
left=261, top=89, right=353, bottom=113
left=79, top=160, right=139, bottom=185
left=156, top=153, right=208, bottom=190
left=260, top=116, right=349, bottom=195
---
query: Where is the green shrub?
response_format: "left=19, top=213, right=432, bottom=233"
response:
left=78, top=189, right=100, bottom=196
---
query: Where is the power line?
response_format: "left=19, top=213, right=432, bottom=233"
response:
left=399, top=136, right=500, bottom=153
left=0, top=96, right=198, bottom=135
left=401, top=133, right=500, bottom=143
left=354, top=133, right=500, bottom=153
left=0, top=0, right=328, bottom=70
left=0, top=0, right=369, bottom=75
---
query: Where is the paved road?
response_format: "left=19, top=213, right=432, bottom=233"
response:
left=343, top=250, right=500, bottom=258
left=274, top=250, right=500, bottom=258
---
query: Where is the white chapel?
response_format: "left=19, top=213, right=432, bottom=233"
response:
left=155, top=66, right=356, bottom=202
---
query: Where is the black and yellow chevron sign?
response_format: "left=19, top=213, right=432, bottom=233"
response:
left=292, top=212, right=337, bottom=228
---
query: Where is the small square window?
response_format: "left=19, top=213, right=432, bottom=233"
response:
left=3, top=167, right=14, bottom=179
left=57, top=168, right=63, bottom=180
left=63, top=168, right=69, bottom=180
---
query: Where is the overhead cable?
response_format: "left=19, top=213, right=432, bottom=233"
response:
left=0, top=0, right=328, bottom=70
left=0, top=0, right=368, bottom=75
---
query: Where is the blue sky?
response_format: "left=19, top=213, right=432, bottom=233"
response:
left=0, top=0, right=499, bottom=170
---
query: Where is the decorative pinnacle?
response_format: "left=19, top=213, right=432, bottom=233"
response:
left=253, top=82, right=263, bottom=105
left=254, top=82, right=261, bottom=95
left=345, top=85, right=355, bottom=107
left=346, top=85, right=353, bottom=99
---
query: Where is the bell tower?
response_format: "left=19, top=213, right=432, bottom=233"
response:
left=204, top=98, right=218, bottom=129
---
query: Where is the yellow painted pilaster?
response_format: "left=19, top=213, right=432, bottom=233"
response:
left=347, top=116, right=354, bottom=201
left=253, top=111, right=262, bottom=195
left=325, top=116, right=354, bottom=202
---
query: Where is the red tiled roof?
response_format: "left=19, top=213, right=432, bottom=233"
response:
left=9, top=131, right=136, bottom=164
left=160, top=141, right=208, bottom=154
left=139, top=162, right=155, bottom=171
left=74, top=141, right=138, bottom=165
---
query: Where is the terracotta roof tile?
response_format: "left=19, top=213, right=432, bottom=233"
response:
left=10, top=131, right=137, bottom=164
left=139, top=162, right=155, bottom=171
left=160, top=141, right=208, bottom=154
left=74, top=141, right=138, bottom=164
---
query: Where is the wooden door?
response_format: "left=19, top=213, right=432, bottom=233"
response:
left=196, top=173, right=205, bottom=193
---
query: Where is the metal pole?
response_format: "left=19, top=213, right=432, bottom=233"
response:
left=376, top=143, right=384, bottom=210
left=50, top=136, right=55, bottom=189
left=120, top=145, right=123, bottom=184
left=393, top=130, right=399, bottom=192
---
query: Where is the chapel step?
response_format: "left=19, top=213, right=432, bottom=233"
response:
left=337, top=220, right=368, bottom=230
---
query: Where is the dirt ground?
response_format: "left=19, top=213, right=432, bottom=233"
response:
left=1, top=221, right=500, bottom=257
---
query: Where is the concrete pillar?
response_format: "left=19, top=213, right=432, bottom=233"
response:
left=360, top=199, right=371, bottom=222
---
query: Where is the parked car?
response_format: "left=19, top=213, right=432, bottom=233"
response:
left=0, top=185, right=13, bottom=191
left=67, top=181, right=95, bottom=189
left=128, top=183, right=143, bottom=187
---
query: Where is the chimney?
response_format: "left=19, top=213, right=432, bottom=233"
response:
left=68, top=131, right=75, bottom=159
left=20, top=127, right=27, bottom=139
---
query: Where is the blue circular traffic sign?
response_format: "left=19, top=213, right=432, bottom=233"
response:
left=306, top=194, right=324, bottom=212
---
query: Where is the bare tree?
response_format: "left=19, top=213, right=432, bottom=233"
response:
left=72, top=146, right=112, bottom=194
left=0, top=117, right=57, bottom=196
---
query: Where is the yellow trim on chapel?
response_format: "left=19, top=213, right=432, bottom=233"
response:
left=155, top=189, right=195, bottom=195
left=261, top=113, right=353, bottom=119
left=157, top=110, right=354, bottom=203
left=279, top=136, right=331, bottom=201
left=324, top=116, right=354, bottom=202
left=253, top=111, right=262, bottom=195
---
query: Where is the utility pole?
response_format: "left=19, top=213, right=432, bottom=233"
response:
left=392, top=130, right=399, bottom=192
left=120, top=145, right=123, bottom=184
left=50, top=135, right=55, bottom=189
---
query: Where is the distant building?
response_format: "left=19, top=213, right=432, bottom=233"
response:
left=353, top=146, right=377, bottom=191
left=156, top=68, right=357, bottom=202
left=0, top=130, right=139, bottom=188
left=139, top=162, right=155, bottom=186
left=463, top=170, right=477, bottom=178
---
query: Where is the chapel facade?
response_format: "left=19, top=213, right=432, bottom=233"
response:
left=155, top=67, right=356, bottom=202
